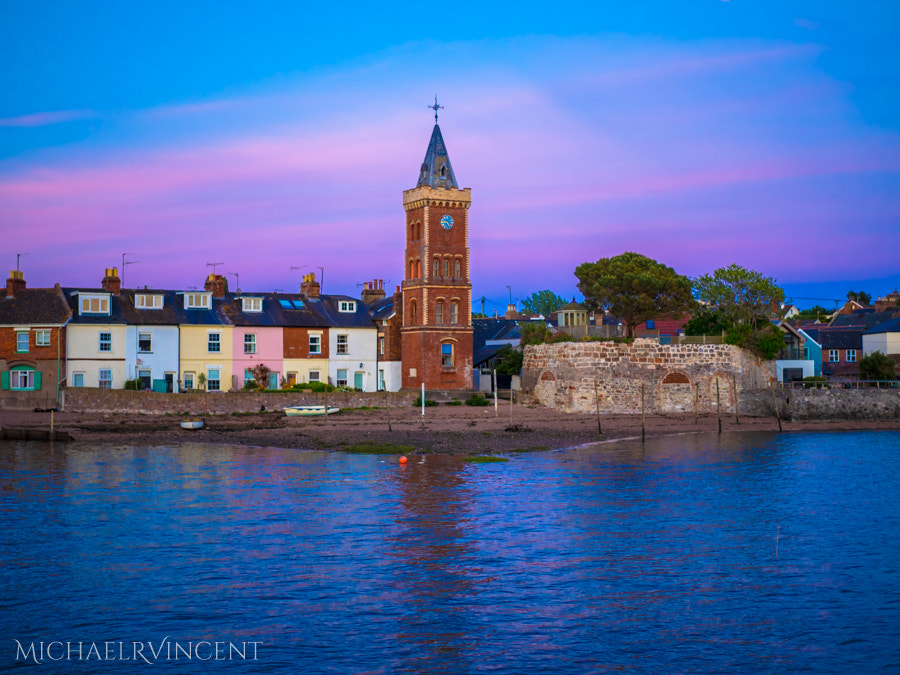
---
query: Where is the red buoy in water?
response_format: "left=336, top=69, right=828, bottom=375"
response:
left=399, top=456, right=408, bottom=464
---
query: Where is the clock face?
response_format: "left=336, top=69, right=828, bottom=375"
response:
left=440, top=215, right=454, bottom=230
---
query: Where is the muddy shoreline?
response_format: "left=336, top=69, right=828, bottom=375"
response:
left=2, top=404, right=898, bottom=454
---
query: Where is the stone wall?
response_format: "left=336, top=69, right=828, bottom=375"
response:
left=61, top=388, right=420, bottom=415
left=740, top=387, right=900, bottom=420
left=521, top=339, right=773, bottom=415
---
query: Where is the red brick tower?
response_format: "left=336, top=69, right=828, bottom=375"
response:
left=401, top=110, right=473, bottom=390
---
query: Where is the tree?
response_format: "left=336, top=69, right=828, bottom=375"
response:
left=575, top=252, right=694, bottom=338
left=493, top=345, right=524, bottom=375
left=859, top=351, right=896, bottom=381
left=796, top=305, right=832, bottom=321
left=847, top=290, right=872, bottom=306
left=684, top=308, right=730, bottom=336
left=693, top=264, right=784, bottom=330
left=520, top=322, right=552, bottom=346
left=521, top=290, right=568, bottom=318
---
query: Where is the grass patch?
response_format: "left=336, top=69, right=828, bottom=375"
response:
left=463, top=456, right=509, bottom=463
left=445, top=400, right=463, bottom=406
left=511, top=446, right=549, bottom=453
left=342, top=441, right=417, bottom=455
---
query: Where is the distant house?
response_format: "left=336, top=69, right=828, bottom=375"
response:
left=634, top=317, right=689, bottom=339
left=819, top=328, right=865, bottom=379
left=863, top=315, right=900, bottom=357
left=124, top=289, right=181, bottom=392
left=555, top=301, right=589, bottom=328
left=775, top=321, right=817, bottom=382
left=65, top=270, right=130, bottom=391
left=0, top=271, right=71, bottom=408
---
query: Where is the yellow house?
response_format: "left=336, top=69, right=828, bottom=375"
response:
left=177, top=290, right=233, bottom=392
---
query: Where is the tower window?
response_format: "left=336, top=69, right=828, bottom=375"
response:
left=433, top=258, right=439, bottom=278
left=440, top=165, right=447, bottom=179
left=410, top=300, right=417, bottom=325
left=444, top=259, right=450, bottom=277
left=441, top=343, right=453, bottom=367
left=451, top=301, right=459, bottom=325
left=436, top=301, right=444, bottom=325
left=455, top=259, right=461, bottom=278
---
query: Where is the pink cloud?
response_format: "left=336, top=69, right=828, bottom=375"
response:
left=0, top=109, right=96, bottom=127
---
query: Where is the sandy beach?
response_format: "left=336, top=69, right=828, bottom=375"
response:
left=2, top=402, right=898, bottom=453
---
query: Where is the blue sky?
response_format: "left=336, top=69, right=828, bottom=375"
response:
left=2, top=1, right=898, bottom=312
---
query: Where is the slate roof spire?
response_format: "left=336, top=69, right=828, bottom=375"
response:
left=416, top=98, right=458, bottom=189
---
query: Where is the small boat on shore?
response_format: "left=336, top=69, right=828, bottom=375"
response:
left=180, top=419, right=204, bottom=430
left=284, top=405, right=340, bottom=417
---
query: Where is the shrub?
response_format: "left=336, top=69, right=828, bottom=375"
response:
left=242, top=379, right=259, bottom=391
left=465, top=394, right=490, bottom=406
left=413, top=396, right=439, bottom=407
left=445, top=400, right=462, bottom=406
left=124, top=377, right=142, bottom=390
left=859, top=351, right=897, bottom=381
left=802, top=376, right=829, bottom=389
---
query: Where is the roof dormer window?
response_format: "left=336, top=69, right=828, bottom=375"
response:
left=184, top=292, right=211, bottom=309
left=136, top=294, right=163, bottom=309
left=242, top=297, right=263, bottom=312
left=80, top=294, right=110, bottom=315
left=339, top=300, right=356, bottom=313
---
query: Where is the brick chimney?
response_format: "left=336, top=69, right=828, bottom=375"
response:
left=874, top=289, right=900, bottom=312
left=361, top=278, right=386, bottom=306
left=204, top=273, right=227, bottom=298
left=300, top=273, right=320, bottom=299
left=505, top=303, right=519, bottom=320
left=6, top=270, right=25, bottom=297
left=101, top=267, right=121, bottom=295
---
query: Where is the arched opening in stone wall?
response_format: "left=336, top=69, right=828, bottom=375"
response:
left=659, top=371, right=693, bottom=413
left=534, top=370, right=557, bottom=407
left=700, top=371, right=736, bottom=414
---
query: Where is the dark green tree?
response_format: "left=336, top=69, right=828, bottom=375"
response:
left=493, top=345, right=524, bottom=375
left=859, top=351, right=897, bottom=380
left=521, top=290, right=568, bottom=318
left=575, top=252, right=694, bottom=338
left=847, top=290, right=872, bottom=306
left=684, top=308, right=731, bottom=336
left=693, top=264, right=784, bottom=329
left=796, top=305, right=832, bottom=321
left=520, top=322, right=552, bottom=346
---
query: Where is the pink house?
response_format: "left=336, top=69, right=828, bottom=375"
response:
left=229, top=295, right=284, bottom=390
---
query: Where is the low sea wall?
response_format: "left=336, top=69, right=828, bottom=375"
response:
left=61, top=388, right=420, bottom=415
left=740, top=387, right=900, bottom=421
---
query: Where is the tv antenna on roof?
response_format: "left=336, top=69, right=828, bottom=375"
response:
left=207, top=262, right=224, bottom=276
left=227, top=272, right=240, bottom=295
left=122, top=252, right=140, bottom=289
left=16, top=252, right=29, bottom=271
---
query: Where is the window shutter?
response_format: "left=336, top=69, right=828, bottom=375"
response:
left=1, top=372, right=8, bottom=390
left=34, top=371, right=42, bottom=390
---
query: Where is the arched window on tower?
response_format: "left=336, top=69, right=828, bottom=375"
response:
left=443, top=258, right=450, bottom=277
left=454, top=259, right=461, bottom=278
left=410, top=300, right=417, bottom=325
left=433, top=258, right=439, bottom=278
left=441, top=342, right=453, bottom=367
left=415, top=259, right=422, bottom=278
left=450, top=301, right=459, bottom=325
left=408, top=259, right=415, bottom=279
left=435, top=301, right=444, bottom=325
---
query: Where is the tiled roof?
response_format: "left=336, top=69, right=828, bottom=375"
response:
left=829, top=310, right=897, bottom=329
left=415, top=124, right=459, bottom=189
left=863, top=316, right=900, bottom=335
left=0, top=285, right=71, bottom=325
left=819, top=329, right=864, bottom=350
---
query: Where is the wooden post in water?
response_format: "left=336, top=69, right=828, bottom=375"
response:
left=716, top=378, right=722, bottom=435
left=594, top=379, right=602, bottom=436
left=509, top=385, right=514, bottom=427
left=385, top=388, right=392, bottom=432
left=641, top=382, right=645, bottom=442
left=769, top=384, right=783, bottom=432
left=732, top=378, right=740, bottom=425
left=421, top=383, right=425, bottom=429
left=693, top=383, right=699, bottom=425
left=493, top=369, right=498, bottom=417
left=50, top=409, right=54, bottom=432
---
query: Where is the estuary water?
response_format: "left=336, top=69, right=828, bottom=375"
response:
left=1, top=431, right=899, bottom=673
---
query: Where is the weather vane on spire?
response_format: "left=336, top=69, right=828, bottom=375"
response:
left=429, top=95, right=444, bottom=123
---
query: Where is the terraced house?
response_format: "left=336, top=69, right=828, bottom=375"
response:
left=0, top=271, right=71, bottom=408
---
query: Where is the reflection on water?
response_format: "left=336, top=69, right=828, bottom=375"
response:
left=1, top=431, right=899, bottom=673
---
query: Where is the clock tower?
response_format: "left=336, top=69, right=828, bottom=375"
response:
left=401, top=111, right=473, bottom=390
